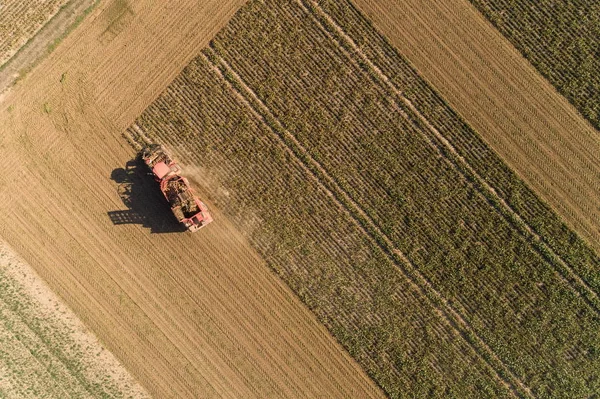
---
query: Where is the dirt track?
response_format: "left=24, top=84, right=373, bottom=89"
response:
left=352, top=0, right=600, bottom=253
left=0, top=0, right=383, bottom=397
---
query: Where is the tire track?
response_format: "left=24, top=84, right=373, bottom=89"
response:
left=203, top=47, right=530, bottom=398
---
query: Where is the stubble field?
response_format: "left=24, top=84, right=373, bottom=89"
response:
left=0, top=240, right=149, bottom=398
left=129, top=0, right=600, bottom=397
left=0, top=0, right=100, bottom=94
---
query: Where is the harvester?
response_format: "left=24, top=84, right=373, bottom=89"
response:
left=140, top=144, right=213, bottom=232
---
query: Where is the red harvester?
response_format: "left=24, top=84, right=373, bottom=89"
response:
left=140, top=144, right=213, bottom=232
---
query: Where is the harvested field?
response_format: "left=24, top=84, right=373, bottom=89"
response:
left=129, top=0, right=600, bottom=397
left=0, top=240, right=149, bottom=398
left=0, top=0, right=384, bottom=397
left=352, top=0, right=600, bottom=253
left=0, top=0, right=70, bottom=66
left=469, top=0, right=600, bottom=131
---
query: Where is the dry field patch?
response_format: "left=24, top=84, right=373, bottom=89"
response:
left=0, top=0, right=99, bottom=94
left=0, top=239, right=149, bottom=398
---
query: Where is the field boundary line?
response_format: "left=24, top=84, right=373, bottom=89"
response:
left=203, top=47, right=531, bottom=398
left=300, top=0, right=600, bottom=312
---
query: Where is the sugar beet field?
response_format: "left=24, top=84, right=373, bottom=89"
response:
left=127, top=0, right=600, bottom=397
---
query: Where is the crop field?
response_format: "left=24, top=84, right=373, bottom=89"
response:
left=350, top=0, right=600, bottom=254
left=128, top=0, right=600, bottom=397
left=0, top=0, right=388, bottom=397
left=0, top=240, right=148, bottom=398
left=0, top=0, right=99, bottom=94
left=469, top=0, right=600, bottom=131
left=0, top=0, right=70, bottom=66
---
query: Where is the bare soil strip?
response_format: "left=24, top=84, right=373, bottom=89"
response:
left=0, top=0, right=384, bottom=397
left=351, top=0, right=600, bottom=253
left=468, top=0, right=600, bottom=132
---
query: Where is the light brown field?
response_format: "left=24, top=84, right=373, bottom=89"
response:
left=0, top=0, right=98, bottom=94
left=352, top=0, right=600, bottom=253
left=0, top=0, right=384, bottom=397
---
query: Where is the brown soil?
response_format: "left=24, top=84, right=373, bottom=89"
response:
left=0, top=0, right=384, bottom=397
left=352, top=0, right=600, bottom=253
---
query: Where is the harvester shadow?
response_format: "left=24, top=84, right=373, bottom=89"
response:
left=108, top=158, right=186, bottom=234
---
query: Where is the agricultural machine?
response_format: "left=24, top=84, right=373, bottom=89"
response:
left=140, top=144, right=213, bottom=232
